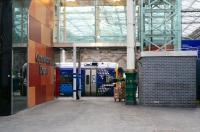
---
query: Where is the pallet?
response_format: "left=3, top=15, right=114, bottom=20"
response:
left=114, top=98, right=125, bottom=102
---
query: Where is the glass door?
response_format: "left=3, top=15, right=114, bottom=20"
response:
left=12, top=0, right=29, bottom=114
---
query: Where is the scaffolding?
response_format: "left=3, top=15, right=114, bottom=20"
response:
left=140, top=0, right=181, bottom=51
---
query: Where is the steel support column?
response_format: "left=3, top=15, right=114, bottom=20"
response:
left=176, top=0, right=181, bottom=50
left=73, top=46, right=77, bottom=100
left=140, top=0, right=181, bottom=51
left=78, top=48, right=81, bottom=99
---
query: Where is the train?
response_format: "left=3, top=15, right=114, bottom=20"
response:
left=55, top=62, right=118, bottom=97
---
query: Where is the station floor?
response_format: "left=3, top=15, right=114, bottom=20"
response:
left=0, top=97, right=200, bottom=132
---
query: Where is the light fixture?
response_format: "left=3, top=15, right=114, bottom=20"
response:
left=113, top=0, right=121, bottom=2
left=40, top=0, right=51, bottom=4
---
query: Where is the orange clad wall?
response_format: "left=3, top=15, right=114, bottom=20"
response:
left=28, top=0, right=55, bottom=107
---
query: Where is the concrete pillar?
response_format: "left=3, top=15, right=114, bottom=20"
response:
left=127, top=0, right=136, bottom=70
left=73, top=46, right=77, bottom=100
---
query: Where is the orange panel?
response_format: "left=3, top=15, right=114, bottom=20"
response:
left=46, top=46, right=54, bottom=58
left=40, top=0, right=55, bottom=9
left=29, top=0, right=37, bottom=17
left=41, top=71, right=47, bottom=85
left=29, top=16, right=41, bottom=43
left=28, top=0, right=55, bottom=107
left=35, top=43, right=46, bottom=56
left=28, top=86, right=36, bottom=108
left=45, top=66, right=53, bottom=85
left=46, top=8, right=54, bottom=29
left=38, top=5, right=46, bottom=25
left=28, top=40, right=36, bottom=64
left=46, top=84, right=54, bottom=101
left=46, top=84, right=50, bottom=100
left=29, top=63, right=41, bottom=87
left=30, top=0, right=45, bottom=24
left=50, top=67, right=55, bottom=85
left=41, top=25, right=51, bottom=46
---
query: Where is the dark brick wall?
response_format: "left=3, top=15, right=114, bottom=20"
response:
left=139, top=56, right=197, bottom=107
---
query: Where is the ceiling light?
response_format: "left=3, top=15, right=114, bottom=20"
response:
left=40, top=0, right=51, bottom=4
left=113, top=0, right=121, bottom=2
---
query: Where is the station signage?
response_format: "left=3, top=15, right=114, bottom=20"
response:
left=35, top=53, right=52, bottom=76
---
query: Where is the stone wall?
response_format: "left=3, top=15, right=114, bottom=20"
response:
left=54, top=48, right=127, bottom=69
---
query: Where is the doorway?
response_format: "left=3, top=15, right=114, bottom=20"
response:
left=85, top=68, right=97, bottom=96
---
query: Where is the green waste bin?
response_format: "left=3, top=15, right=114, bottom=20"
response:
left=125, top=72, right=137, bottom=105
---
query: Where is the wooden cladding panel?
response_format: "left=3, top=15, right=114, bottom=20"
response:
left=28, top=40, right=36, bottom=63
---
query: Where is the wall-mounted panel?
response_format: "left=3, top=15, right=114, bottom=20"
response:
left=28, top=0, right=55, bottom=108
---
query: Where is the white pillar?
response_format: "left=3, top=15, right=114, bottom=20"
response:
left=60, top=49, right=66, bottom=63
left=73, top=46, right=77, bottom=100
left=127, top=0, right=136, bottom=70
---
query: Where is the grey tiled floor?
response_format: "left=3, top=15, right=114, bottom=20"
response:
left=0, top=97, right=200, bottom=132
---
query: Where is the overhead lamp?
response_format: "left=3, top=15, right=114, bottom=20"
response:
left=40, top=0, right=51, bottom=4
left=113, top=0, right=121, bottom=2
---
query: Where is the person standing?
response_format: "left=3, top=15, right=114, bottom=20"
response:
left=22, top=63, right=27, bottom=96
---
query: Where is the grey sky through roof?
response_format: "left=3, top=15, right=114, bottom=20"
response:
left=54, top=1, right=127, bottom=43
left=182, top=0, right=200, bottom=39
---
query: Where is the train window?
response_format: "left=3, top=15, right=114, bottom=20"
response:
left=86, top=75, right=90, bottom=85
left=60, top=75, right=73, bottom=84
left=92, top=75, right=96, bottom=83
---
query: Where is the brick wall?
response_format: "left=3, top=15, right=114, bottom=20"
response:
left=139, top=56, right=197, bottom=107
left=54, top=48, right=127, bottom=69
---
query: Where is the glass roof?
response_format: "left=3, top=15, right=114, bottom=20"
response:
left=182, top=0, right=200, bottom=39
left=60, top=0, right=126, bottom=6
left=54, top=0, right=200, bottom=44
left=55, top=0, right=127, bottom=43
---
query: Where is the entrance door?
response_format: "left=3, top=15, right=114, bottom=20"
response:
left=85, top=69, right=90, bottom=96
left=85, top=69, right=97, bottom=96
left=91, top=69, right=96, bottom=96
